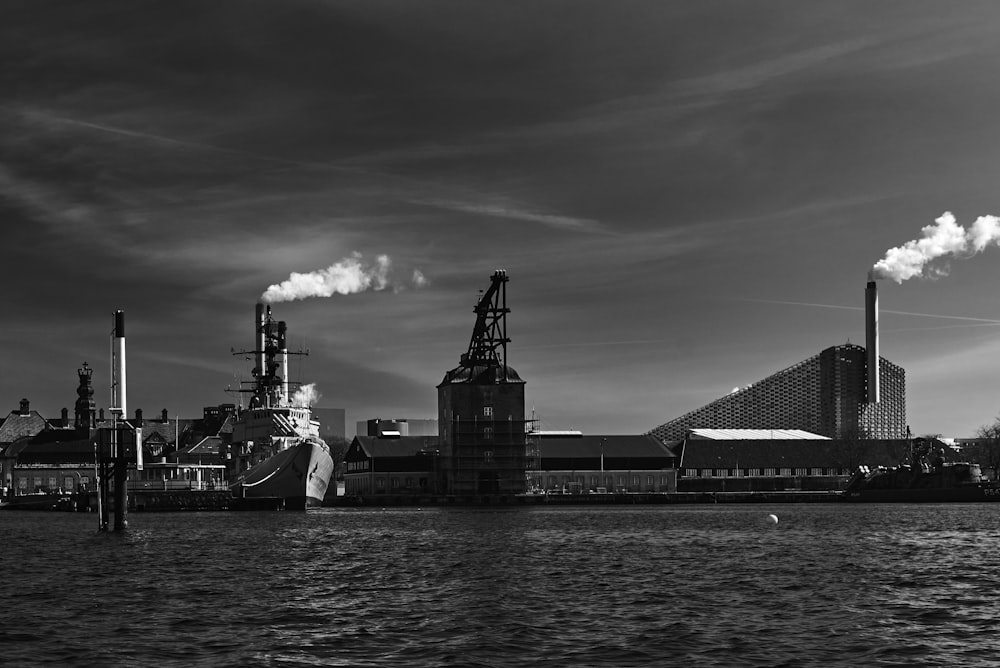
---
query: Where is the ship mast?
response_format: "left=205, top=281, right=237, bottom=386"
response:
left=231, top=303, right=308, bottom=409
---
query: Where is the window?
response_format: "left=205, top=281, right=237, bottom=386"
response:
left=390, top=478, right=399, bottom=490
left=405, top=477, right=413, bottom=488
left=646, top=475, right=653, bottom=486
left=376, top=478, right=385, bottom=490
left=483, top=450, right=494, bottom=464
left=483, top=406, right=493, bottom=418
left=483, top=427, right=494, bottom=440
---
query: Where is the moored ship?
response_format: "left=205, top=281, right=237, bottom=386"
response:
left=842, top=460, right=1000, bottom=503
left=225, top=303, right=334, bottom=509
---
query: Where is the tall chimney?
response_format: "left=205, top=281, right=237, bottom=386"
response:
left=113, top=310, right=127, bottom=415
left=865, top=274, right=880, bottom=404
left=279, top=320, right=289, bottom=404
left=255, top=303, right=266, bottom=389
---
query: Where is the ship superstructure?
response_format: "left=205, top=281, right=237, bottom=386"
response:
left=225, top=303, right=334, bottom=508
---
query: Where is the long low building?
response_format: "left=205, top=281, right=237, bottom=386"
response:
left=526, top=432, right=678, bottom=493
left=676, top=429, right=929, bottom=492
left=342, top=431, right=679, bottom=496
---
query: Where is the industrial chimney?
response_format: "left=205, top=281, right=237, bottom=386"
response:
left=113, top=310, right=127, bottom=415
left=865, top=274, right=880, bottom=403
left=255, top=303, right=266, bottom=390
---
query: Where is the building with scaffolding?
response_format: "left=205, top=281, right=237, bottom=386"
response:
left=437, top=270, right=527, bottom=495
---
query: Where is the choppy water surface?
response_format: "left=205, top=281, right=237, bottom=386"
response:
left=4, top=504, right=1000, bottom=667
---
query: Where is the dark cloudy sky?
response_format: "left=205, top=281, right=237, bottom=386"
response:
left=5, top=0, right=1000, bottom=437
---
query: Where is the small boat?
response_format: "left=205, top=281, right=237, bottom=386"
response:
left=225, top=304, right=334, bottom=509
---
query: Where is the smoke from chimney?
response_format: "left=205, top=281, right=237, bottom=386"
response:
left=872, top=211, right=1000, bottom=283
left=261, top=252, right=429, bottom=303
left=290, top=382, right=321, bottom=408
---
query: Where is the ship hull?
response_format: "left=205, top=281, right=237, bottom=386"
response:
left=841, top=486, right=1000, bottom=503
left=231, top=439, right=334, bottom=509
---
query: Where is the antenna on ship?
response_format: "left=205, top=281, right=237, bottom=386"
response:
left=231, top=303, right=310, bottom=409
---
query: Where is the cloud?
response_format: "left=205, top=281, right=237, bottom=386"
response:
left=414, top=197, right=606, bottom=233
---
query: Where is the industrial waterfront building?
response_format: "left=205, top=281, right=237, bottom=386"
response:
left=648, top=279, right=907, bottom=442
left=437, top=270, right=528, bottom=495
left=648, top=344, right=907, bottom=442
left=341, top=430, right=679, bottom=497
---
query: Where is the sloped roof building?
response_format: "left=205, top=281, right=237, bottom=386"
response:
left=648, top=344, right=906, bottom=442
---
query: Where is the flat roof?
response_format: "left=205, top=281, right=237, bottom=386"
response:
left=687, top=428, right=830, bottom=440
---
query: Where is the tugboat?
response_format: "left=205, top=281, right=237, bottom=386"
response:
left=842, top=442, right=1000, bottom=502
left=225, top=303, right=334, bottom=509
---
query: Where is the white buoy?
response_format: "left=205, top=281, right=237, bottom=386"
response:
left=767, top=513, right=778, bottom=525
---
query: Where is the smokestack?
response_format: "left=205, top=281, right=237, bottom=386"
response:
left=279, top=320, right=289, bottom=405
left=865, top=274, right=880, bottom=404
left=255, top=303, right=266, bottom=388
left=113, top=310, right=127, bottom=415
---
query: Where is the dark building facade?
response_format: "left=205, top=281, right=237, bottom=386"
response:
left=437, top=270, right=527, bottom=495
left=648, top=344, right=906, bottom=442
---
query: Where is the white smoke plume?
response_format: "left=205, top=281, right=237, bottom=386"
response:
left=261, top=253, right=392, bottom=303
left=290, top=382, right=321, bottom=408
left=872, top=211, right=1000, bottom=283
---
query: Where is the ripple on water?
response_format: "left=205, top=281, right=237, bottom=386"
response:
left=6, top=504, right=1000, bottom=666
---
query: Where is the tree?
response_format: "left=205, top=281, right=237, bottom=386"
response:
left=326, top=435, right=350, bottom=480
left=967, top=421, right=1000, bottom=481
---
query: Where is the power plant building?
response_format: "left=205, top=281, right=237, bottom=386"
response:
left=648, top=343, right=906, bottom=442
left=648, top=278, right=906, bottom=442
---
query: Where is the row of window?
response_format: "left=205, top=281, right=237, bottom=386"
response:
left=14, top=475, right=91, bottom=493
left=344, top=476, right=429, bottom=494
left=684, top=467, right=851, bottom=478
left=532, top=474, right=670, bottom=487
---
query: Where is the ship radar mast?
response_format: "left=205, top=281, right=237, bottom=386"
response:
left=231, top=303, right=308, bottom=409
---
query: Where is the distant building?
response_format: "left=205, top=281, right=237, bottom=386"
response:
left=675, top=429, right=913, bottom=492
left=648, top=344, right=907, bottom=442
left=356, top=418, right=437, bottom=438
left=1, top=399, right=56, bottom=495
left=343, top=435, right=440, bottom=496
left=437, top=270, right=527, bottom=495
left=526, top=432, right=678, bottom=493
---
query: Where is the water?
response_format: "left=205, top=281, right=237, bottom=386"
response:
left=3, top=504, right=1000, bottom=667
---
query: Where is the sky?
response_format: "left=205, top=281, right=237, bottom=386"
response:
left=5, top=1, right=1000, bottom=438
